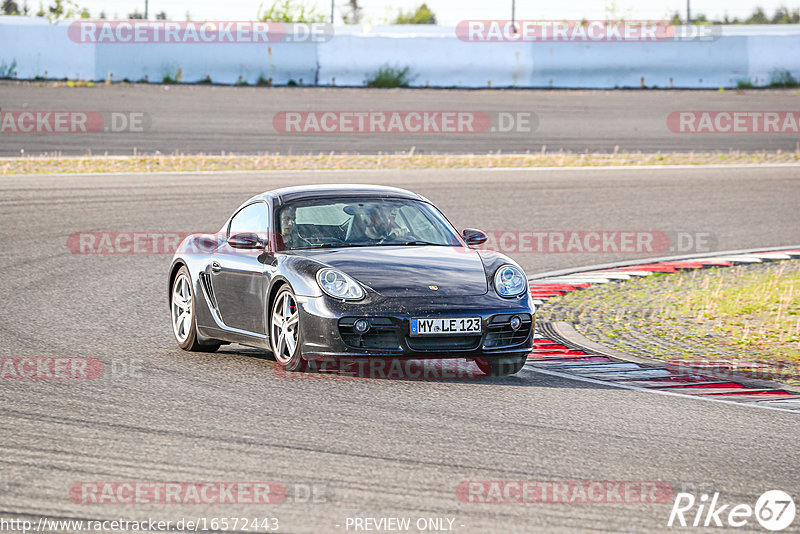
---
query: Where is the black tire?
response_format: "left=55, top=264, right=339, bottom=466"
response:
left=270, top=285, right=307, bottom=372
left=475, top=355, right=527, bottom=377
left=171, top=266, right=221, bottom=352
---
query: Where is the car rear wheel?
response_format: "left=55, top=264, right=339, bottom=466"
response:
left=171, top=266, right=221, bottom=352
left=475, top=355, right=527, bottom=377
left=270, top=285, right=307, bottom=372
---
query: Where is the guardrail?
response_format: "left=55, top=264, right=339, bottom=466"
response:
left=1, top=18, right=799, bottom=88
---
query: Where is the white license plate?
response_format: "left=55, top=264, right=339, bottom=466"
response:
left=410, top=317, right=482, bottom=336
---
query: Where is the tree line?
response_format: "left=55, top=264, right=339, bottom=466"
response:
left=672, top=6, right=800, bottom=24
left=1, top=0, right=437, bottom=24
left=4, top=1, right=796, bottom=26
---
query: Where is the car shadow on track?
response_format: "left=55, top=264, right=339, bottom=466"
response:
left=212, top=345, right=607, bottom=388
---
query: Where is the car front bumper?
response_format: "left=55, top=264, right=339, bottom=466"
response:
left=296, top=292, right=535, bottom=363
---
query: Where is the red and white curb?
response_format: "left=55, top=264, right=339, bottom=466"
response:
left=525, top=247, right=800, bottom=413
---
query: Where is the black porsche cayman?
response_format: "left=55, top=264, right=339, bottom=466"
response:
left=169, top=185, right=535, bottom=376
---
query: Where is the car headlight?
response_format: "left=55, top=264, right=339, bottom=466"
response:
left=316, top=268, right=365, bottom=300
left=494, top=264, right=527, bottom=298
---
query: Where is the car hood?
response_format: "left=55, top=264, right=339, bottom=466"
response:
left=296, top=246, right=489, bottom=297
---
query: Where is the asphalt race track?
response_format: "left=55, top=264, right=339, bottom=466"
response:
left=1, top=166, right=799, bottom=532
left=2, top=83, right=800, bottom=155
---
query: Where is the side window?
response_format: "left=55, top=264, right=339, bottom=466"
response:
left=228, top=203, right=268, bottom=238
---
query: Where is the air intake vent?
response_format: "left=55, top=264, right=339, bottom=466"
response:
left=199, top=272, right=218, bottom=309
left=339, top=318, right=402, bottom=351
left=483, top=314, right=532, bottom=349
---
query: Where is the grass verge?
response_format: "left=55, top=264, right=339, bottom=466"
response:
left=539, top=261, right=800, bottom=386
left=667, top=263, right=800, bottom=356
left=2, top=151, right=800, bottom=175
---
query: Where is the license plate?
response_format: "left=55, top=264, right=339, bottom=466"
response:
left=410, top=317, right=482, bottom=336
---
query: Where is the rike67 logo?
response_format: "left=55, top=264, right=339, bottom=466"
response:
left=668, top=490, right=796, bottom=531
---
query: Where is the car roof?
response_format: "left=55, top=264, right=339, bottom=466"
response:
left=248, top=184, right=428, bottom=205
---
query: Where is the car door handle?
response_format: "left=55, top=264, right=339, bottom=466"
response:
left=211, top=261, right=221, bottom=274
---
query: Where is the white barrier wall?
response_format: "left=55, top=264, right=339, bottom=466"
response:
left=94, top=42, right=318, bottom=85
left=0, top=17, right=318, bottom=85
left=525, top=38, right=751, bottom=88
left=1, top=17, right=799, bottom=88
left=745, top=33, right=800, bottom=86
left=317, top=28, right=534, bottom=87
left=0, top=18, right=94, bottom=79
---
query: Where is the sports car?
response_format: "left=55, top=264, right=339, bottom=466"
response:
left=168, top=184, right=535, bottom=376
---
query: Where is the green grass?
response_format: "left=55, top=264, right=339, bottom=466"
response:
left=769, top=69, right=799, bottom=88
left=670, top=264, right=800, bottom=352
left=0, top=59, right=17, bottom=79
left=365, top=65, right=414, bottom=88
left=162, top=68, right=182, bottom=85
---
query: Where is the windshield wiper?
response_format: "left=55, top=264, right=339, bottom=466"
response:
left=293, top=243, right=371, bottom=250
left=293, top=241, right=446, bottom=250
left=292, top=243, right=345, bottom=250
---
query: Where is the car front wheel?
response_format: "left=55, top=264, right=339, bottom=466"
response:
left=270, top=285, right=307, bottom=372
left=171, top=266, right=220, bottom=352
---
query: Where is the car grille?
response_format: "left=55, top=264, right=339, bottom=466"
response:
left=406, top=335, right=481, bottom=351
left=483, top=314, right=533, bottom=349
left=339, top=318, right=402, bottom=351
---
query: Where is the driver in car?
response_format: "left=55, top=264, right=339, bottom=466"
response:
left=352, top=205, right=407, bottom=242
left=279, top=206, right=299, bottom=250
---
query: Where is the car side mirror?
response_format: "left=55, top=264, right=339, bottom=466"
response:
left=462, top=228, right=488, bottom=246
left=229, top=232, right=266, bottom=250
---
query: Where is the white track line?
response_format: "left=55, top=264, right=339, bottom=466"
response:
left=525, top=366, right=799, bottom=414
left=463, top=163, right=800, bottom=172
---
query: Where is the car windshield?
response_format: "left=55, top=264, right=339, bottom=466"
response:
left=276, top=198, right=462, bottom=250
